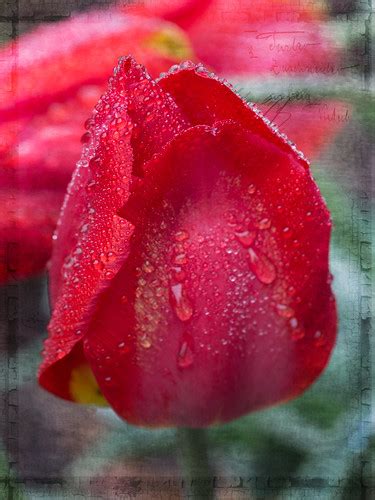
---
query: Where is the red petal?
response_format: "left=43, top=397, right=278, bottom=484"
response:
left=0, top=88, right=102, bottom=191
left=38, top=64, right=135, bottom=399
left=131, top=0, right=325, bottom=27
left=0, top=190, right=63, bottom=282
left=188, top=20, right=338, bottom=77
left=84, top=122, right=336, bottom=427
left=39, top=56, right=187, bottom=400
left=115, top=60, right=188, bottom=175
left=158, top=63, right=309, bottom=166
left=128, top=0, right=214, bottom=29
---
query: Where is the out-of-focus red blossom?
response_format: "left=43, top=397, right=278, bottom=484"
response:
left=128, top=0, right=338, bottom=76
left=39, top=57, right=337, bottom=427
left=0, top=8, right=193, bottom=282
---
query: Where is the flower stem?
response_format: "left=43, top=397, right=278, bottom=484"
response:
left=177, top=427, right=214, bottom=499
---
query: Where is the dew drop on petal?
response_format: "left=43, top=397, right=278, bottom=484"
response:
left=170, top=283, right=193, bottom=321
left=174, top=230, right=189, bottom=242
left=120, top=295, right=128, bottom=304
left=173, top=267, right=186, bottom=282
left=177, top=340, right=194, bottom=369
left=247, top=248, right=276, bottom=284
left=291, top=328, right=305, bottom=341
left=289, top=317, right=298, bottom=329
left=314, top=330, right=326, bottom=346
left=255, top=218, right=271, bottom=230
left=139, top=336, right=152, bottom=349
left=235, top=230, right=257, bottom=248
left=174, top=253, right=188, bottom=265
left=142, top=261, right=155, bottom=273
left=248, top=184, right=256, bottom=194
left=276, top=303, right=295, bottom=318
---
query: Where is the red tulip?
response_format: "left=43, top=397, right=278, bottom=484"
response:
left=39, top=57, right=337, bottom=427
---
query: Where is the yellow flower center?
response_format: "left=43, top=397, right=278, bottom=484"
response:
left=70, top=364, right=109, bottom=406
left=144, top=28, right=193, bottom=60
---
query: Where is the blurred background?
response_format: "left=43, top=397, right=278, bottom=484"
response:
left=0, top=0, right=373, bottom=498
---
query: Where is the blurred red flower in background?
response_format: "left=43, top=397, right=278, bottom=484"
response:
left=130, top=0, right=336, bottom=76
left=39, top=57, right=336, bottom=427
left=0, top=0, right=346, bottom=284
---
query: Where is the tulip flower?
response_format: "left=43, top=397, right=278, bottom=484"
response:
left=0, top=1, right=346, bottom=284
left=39, top=57, right=337, bottom=427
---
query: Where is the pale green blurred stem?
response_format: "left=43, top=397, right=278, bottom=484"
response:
left=177, top=427, right=214, bottom=499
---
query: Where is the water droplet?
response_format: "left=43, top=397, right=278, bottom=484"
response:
left=175, top=230, right=189, bottom=242
left=170, top=283, right=193, bottom=321
left=291, top=328, right=305, bottom=341
left=139, top=336, right=152, bottom=349
left=314, top=330, right=326, bottom=346
left=282, top=227, right=292, bottom=238
left=120, top=295, right=128, bottom=304
left=256, top=218, right=271, bottom=230
left=80, top=132, right=91, bottom=144
left=174, top=253, right=187, bottom=265
left=289, top=317, right=298, bottom=329
left=247, top=249, right=276, bottom=284
left=235, top=230, right=256, bottom=248
left=173, top=267, right=186, bottom=282
left=276, top=304, right=295, bottom=318
left=177, top=340, right=194, bottom=369
left=143, top=261, right=155, bottom=273
left=248, top=184, right=256, bottom=194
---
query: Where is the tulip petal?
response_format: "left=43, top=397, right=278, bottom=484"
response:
left=39, top=56, right=188, bottom=401
left=0, top=190, right=64, bottom=282
left=0, top=88, right=102, bottom=192
left=83, top=122, right=336, bottom=427
left=159, top=65, right=347, bottom=162
left=38, top=69, right=135, bottom=400
left=158, top=63, right=309, bottom=166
